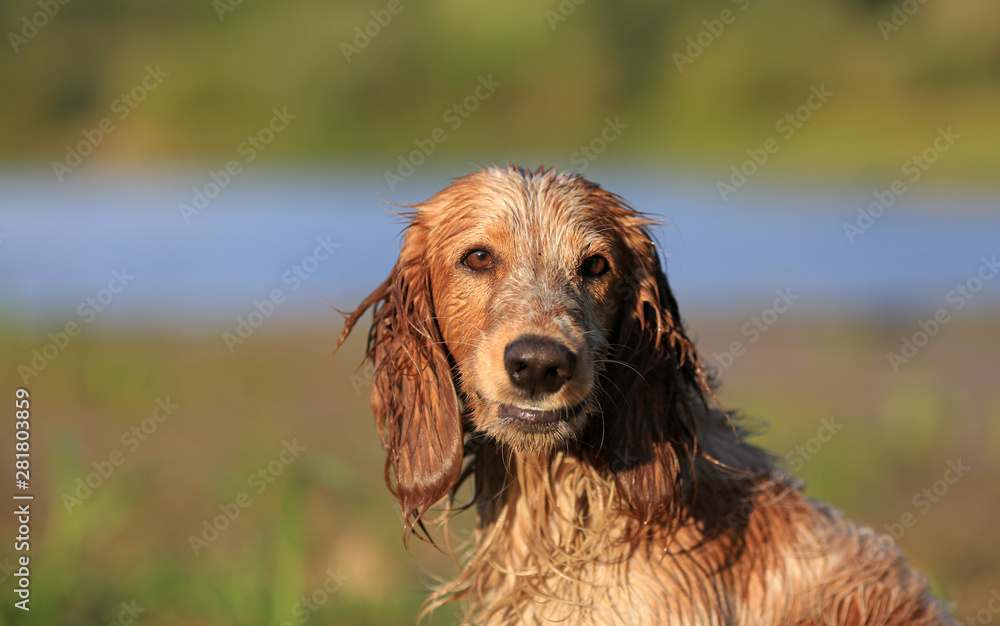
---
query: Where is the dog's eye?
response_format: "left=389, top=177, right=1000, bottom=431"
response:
left=580, top=255, right=609, bottom=277
left=463, top=250, right=494, bottom=271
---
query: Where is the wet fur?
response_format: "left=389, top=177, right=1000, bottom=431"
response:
left=337, top=166, right=954, bottom=624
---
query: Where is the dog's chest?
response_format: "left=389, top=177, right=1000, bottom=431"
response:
left=462, top=460, right=748, bottom=624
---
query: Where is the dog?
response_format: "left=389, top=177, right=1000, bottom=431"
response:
left=337, top=165, right=954, bottom=624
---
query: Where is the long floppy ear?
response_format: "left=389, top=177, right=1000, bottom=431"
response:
left=593, top=211, right=710, bottom=532
left=336, top=216, right=464, bottom=541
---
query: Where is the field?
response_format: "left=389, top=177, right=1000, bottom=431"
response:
left=1, top=315, right=997, bottom=624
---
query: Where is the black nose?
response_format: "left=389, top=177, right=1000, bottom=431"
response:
left=504, top=336, right=577, bottom=397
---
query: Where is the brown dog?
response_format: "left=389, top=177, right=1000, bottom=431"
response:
left=338, top=165, right=954, bottom=624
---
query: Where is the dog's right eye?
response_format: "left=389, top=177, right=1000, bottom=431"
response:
left=580, top=254, right=609, bottom=278
left=462, top=250, right=494, bottom=271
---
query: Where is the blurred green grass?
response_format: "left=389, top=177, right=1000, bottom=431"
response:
left=2, top=0, right=1000, bottom=184
left=0, top=317, right=997, bottom=624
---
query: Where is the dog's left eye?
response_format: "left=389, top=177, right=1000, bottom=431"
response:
left=463, top=250, right=494, bottom=271
left=580, top=255, right=609, bottom=277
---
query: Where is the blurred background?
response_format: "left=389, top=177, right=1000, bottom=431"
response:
left=1, top=0, right=998, bottom=624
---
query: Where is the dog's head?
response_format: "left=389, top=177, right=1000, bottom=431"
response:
left=339, top=166, right=709, bottom=532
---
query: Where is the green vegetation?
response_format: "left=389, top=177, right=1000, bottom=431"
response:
left=0, top=319, right=996, bottom=624
left=2, top=0, right=999, bottom=184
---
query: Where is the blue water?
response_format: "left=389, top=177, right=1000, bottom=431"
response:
left=1, top=167, right=997, bottom=327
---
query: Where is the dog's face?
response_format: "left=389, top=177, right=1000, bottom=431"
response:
left=339, top=166, right=696, bottom=529
left=423, top=174, right=628, bottom=452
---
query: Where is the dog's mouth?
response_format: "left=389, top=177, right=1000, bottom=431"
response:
left=497, top=400, right=587, bottom=425
left=471, top=391, right=591, bottom=450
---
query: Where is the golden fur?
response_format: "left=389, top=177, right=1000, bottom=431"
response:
left=337, top=166, right=954, bottom=624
